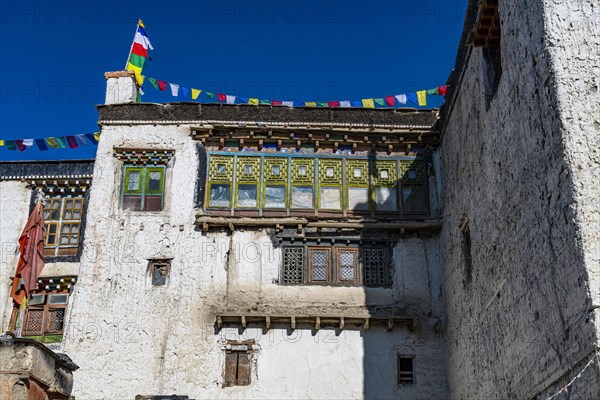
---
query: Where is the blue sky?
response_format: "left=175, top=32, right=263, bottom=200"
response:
left=0, top=0, right=467, bottom=161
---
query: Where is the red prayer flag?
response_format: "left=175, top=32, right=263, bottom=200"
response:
left=158, top=80, right=167, bottom=91
left=272, top=100, right=282, bottom=106
left=10, top=202, right=45, bottom=305
left=438, top=86, right=448, bottom=96
left=217, top=93, right=226, bottom=102
left=15, top=140, right=26, bottom=151
left=328, top=101, right=340, bottom=108
left=385, top=96, right=395, bottom=107
left=131, top=42, right=148, bottom=58
left=66, top=136, right=78, bottom=148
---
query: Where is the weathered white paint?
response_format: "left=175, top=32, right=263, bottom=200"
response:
left=51, top=122, right=447, bottom=399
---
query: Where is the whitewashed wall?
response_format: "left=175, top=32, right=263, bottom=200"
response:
left=57, top=123, right=446, bottom=398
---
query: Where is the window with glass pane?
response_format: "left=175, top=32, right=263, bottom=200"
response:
left=209, top=184, right=231, bottom=207
left=346, top=159, right=370, bottom=212
left=292, top=186, right=313, bottom=208
left=400, top=160, right=428, bottom=214
left=43, top=194, right=85, bottom=257
left=308, top=248, right=331, bottom=283
left=263, top=158, right=287, bottom=209
left=320, top=186, right=341, bottom=209
left=376, top=187, right=398, bottom=211
left=122, top=165, right=165, bottom=211
left=318, top=159, right=342, bottom=210
left=237, top=184, right=258, bottom=207
left=337, top=248, right=359, bottom=284
left=21, top=281, right=74, bottom=344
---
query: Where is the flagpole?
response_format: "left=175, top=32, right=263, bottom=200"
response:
left=124, top=19, right=143, bottom=70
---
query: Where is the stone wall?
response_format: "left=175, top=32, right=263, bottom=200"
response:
left=58, top=122, right=447, bottom=398
left=441, top=0, right=600, bottom=398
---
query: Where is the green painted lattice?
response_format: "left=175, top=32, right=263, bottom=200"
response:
left=291, top=159, right=315, bottom=183
left=318, top=159, right=342, bottom=184
left=374, top=160, right=398, bottom=186
left=208, top=155, right=234, bottom=181
left=264, top=158, right=288, bottom=183
left=400, top=160, right=426, bottom=185
left=346, top=159, right=369, bottom=186
left=236, top=157, right=261, bottom=183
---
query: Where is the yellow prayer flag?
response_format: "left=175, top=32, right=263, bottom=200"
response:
left=127, top=62, right=142, bottom=76
left=46, top=137, right=59, bottom=148
left=417, top=90, right=427, bottom=106
left=138, top=19, right=145, bottom=28
left=94, top=132, right=101, bottom=142
left=0, top=140, right=4, bottom=146
left=136, top=74, right=145, bottom=86
left=305, top=102, right=317, bottom=107
left=191, top=88, right=202, bottom=100
left=362, top=99, right=375, bottom=108
left=249, top=98, right=259, bottom=105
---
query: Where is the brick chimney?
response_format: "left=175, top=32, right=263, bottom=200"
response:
left=104, top=71, right=138, bottom=104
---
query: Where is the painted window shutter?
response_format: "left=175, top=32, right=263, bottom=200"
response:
left=224, top=353, right=238, bottom=387
left=237, top=353, right=251, bottom=385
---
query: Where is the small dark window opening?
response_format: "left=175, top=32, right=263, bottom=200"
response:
left=224, top=351, right=251, bottom=387
left=397, top=355, right=414, bottom=385
left=482, top=44, right=502, bottom=108
left=460, top=218, right=473, bottom=286
left=149, top=260, right=171, bottom=286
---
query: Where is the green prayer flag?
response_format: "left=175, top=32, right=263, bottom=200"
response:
left=318, top=102, right=328, bottom=107
left=206, top=92, right=214, bottom=99
left=6, top=140, right=17, bottom=151
left=374, top=98, right=385, bottom=106
left=56, top=137, right=68, bottom=148
left=259, top=100, right=271, bottom=105
left=427, top=88, right=438, bottom=95
left=147, top=77, right=159, bottom=90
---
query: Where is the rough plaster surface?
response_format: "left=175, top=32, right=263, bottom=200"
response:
left=52, top=124, right=448, bottom=398
left=441, top=0, right=600, bottom=399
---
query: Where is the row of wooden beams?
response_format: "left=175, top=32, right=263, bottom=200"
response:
left=215, top=315, right=415, bottom=332
left=196, top=216, right=442, bottom=231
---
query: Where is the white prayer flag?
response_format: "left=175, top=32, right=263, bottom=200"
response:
left=170, top=83, right=179, bottom=96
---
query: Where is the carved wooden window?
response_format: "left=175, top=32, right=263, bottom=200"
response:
left=224, top=351, right=251, bottom=387
left=291, top=158, right=315, bottom=209
left=374, top=160, right=398, bottom=212
left=283, top=245, right=390, bottom=286
left=397, top=355, right=415, bottom=385
left=336, top=248, right=359, bottom=284
left=400, top=160, right=427, bottom=214
left=43, top=195, right=84, bottom=257
left=263, top=158, right=287, bottom=208
left=308, top=247, right=331, bottom=284
left=235, top=157, right=261, bottom=208
left=346, top=159, right=370, bottom=211
left=21, top=277, right=75, bottom=344
left=318, top=159, right=342, bottom=210
left=362, top=248, right=391, bottom=286
left=282, top=247, right=304, bottom=284
left=207, top=155, right=234, bottom=208
left=122, top=165, right=165, bottom=211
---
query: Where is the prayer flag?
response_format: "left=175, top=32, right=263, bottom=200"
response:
left=217, top=93, right=226, bottom=102
left=340, top=101, right=351, bottom=108
left=407, top=92, right=418, bottom=105
left=0, top=140, right=4, bottom=146
left=169, top=83, right=179, bottom=96
left=248, top=98, right=259, bottom=105
left=66, top=136, right=78, bottom=149
left=158, top=80, right=167, bottom=91
left=46, top=138, right=59, bottom=148
left=15, top=140, right=26, bottom=151
left=427, top=88, right=438, bottom=95
left=395, top=94, right=407, bottom=105
left=362, top=99, right=375, bottom=108
left=328, top=101, right=340, bottom=107
left=438, top=85, right=448, bottom=96
left=35, top=139, right=48, bottom=151
left=317, top=102, right=328, bottom=107
left=239, top=97, right=248, bottom=104
left=282, top=101, right=294, bottom=107
left=206, top=92, right=215, bottom=99
left=385, top=96, right=395, bottom=106
left=85, top=134, right=99, bottom=145
left=55, top=137, right=68, bottom=148
left=191, top=88, right=201, bottom=100
left=180, top=87, right=189, bottom=99
left=94, top=132, right=101, bottom=142
left=374, top=98, right=385, bottom=107
left=75, top=134, right=90, bottom=146
left=351, top=100, right=362, bottom=107
left=22, top=139, right=34, bottom=147
left=6, top=141, right=17, bottom=151
left=272, top=100, right=282, bottom=106
left=417, top=90, right=427, bottom=106
left=305, top=102, right=316, bottom=107
left=260, top=100, right=271, bottom=105
left=226, top=95, right=236, bottom=104
left=147, top=77, right=159, bottom=90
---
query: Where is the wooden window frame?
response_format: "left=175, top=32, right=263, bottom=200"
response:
left=149, top=259, right=171, bottom=286
left=43, top=195, right=85, bottom=257
left=397, top=355, right=415, bottom=385
left=307, top=247, right=332, bottom=284
left=224, top=351, right=252, bottom=387
left=22, top=288, right=71, bottom=344
left=121, top=165, right=166, bottom=212
left=336, top=248, right=360, bottom=285
left=362, top=247, right=392, bottom=287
